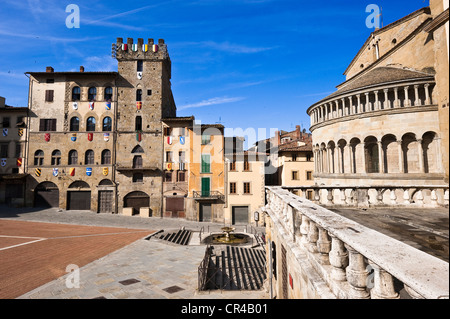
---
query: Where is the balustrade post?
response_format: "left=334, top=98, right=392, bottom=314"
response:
left=329, top=235, right=348, bottom=281
left=345, top=245, right=370, bottom=299
left=348, top=96, right=354, bottom=115
left=431, top=189, right=439, bottom=207
left=314, top=188, right=320, bottom=204
left=444, top=189, right=449, bottom=207
left=374, top=90, right=379, bottom=110
left=368, top=261, right=400, bottom=299
left=316, top=227, right=331, bottom=265
left=308, top=222, right=319, bottom=253
left=390, top=189, right=397, bottom=205
left=416, top=189, right=424, bottom=206
left=356, top=94, right=362, bottom=113
left=300, top=215, right=310, bottom=249
left=365, top=92, right=371, bottom=112
left=394, top=87, right=399, bottom=108
left=340, top=188, right=347, bottom=205
left=403, top=189, right=411, bottom=205
left=376, top=188, right=384, bottom=205
left=326, top=189, right=334, bottom=205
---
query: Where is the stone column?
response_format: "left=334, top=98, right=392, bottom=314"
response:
left=414, top=85, right=421, bottom=106
left=383, top=89, right=390, bottom=109
left=377, top=141, right=384, bottom=173
left=307, top=221, right=318, bottom=253
left=348, top=144, right=354, bottom=174
left=341, top=98, right=346, bottom=116
left=424, top=83, right=431, bottom=105
left=345, top=245, right=370, bottom=299
left=348, top=96, right=354, bottom=115
left=360, top=143, right=366, bottom=174
left=394, top=87, right=399, bottom=108
left=404, top=86, right=410, bottom=107
left=397, top=141, right=404, bottom=173
left=417, top=139, right=424, bottom=173
left=374, top=90, right=379, bottom=111
left=365, top=92, right=371, bottom=112
left=434, top=137, right=443, bottom=173
left=337, top=146, right=342, bottom=174
left=356, top=94, right=362, bottom=113
left=320, top=105, right=324, bottom=122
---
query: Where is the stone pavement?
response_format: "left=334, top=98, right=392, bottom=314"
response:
left=0, top=205, right=268, bottom=299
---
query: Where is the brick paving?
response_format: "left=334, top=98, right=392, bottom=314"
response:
left=0, top=219, right=153, bottom=299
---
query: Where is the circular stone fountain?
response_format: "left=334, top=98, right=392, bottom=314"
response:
left=202, top=227, right=250, bottom=245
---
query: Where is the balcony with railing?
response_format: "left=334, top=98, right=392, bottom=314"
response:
left=193, top=190, right=225, bottom=202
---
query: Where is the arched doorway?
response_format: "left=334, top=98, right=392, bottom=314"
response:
left=67, top=180, right=91, bottom=210
left=98, top=179, right=114, bottom=214
left=34, top=182, right=59, bottom=208
left=124, top=191, right=150, bottom=215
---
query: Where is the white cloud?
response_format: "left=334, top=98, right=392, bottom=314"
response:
left=82, top=55, right=117, bottom=72
left=178, top=96, right=245, bottom=110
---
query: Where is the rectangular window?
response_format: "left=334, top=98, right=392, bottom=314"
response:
left=179, top=151, right=185, bottom=163
left=243, top=161, right=251, bottom=171
left=201, top=134, right=210, bottom=145
left=15, top=143, right=22, bottom=158
left=16, top=116, right=24, bottom=124
left=201, top=154, right=211, bottom=173
left=178, top=171, right=185, bottom=182
left=179, top=127, right=186, bottom=136
left=229, top=182, right=237, bottom=194
left=135, top=116, right=142, bottom=131
left=133, top=173, right=144, bottom=183
left=292, top=154, right=298, bottom=161
left=164, top=127, right=172, bottom=136
left=292, top=171, right=299, bottom=180
left=45, top=90, right=54, bottom=102
left=307, top=190, right=314, bottom=200
left=165, top=171, right=172, bottom=182
left=306, top=154, right=312, bottom=162
left=0, top=143, right=8, bottom=158
left=229, top=161, right=236, bottom=171
left=2, top=117, right=10, bottom=128
left=166, top=151, right=173, bottom=162
left=243, top=182, right=251, bottom=194
left=201, top=177, right=210, bottom=197
left=306, top=171, right=313, bottom=180
left=147, top=89, right=152, bottom=96
left=39, top=119, right=56, bottom=131
left=137, top=60, right=143, bottom=72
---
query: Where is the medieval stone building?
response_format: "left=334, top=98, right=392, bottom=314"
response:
left=24, top=38, right=175, bottom=215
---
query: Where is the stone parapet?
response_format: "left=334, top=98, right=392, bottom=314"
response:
left=263, top=186, right=449, bottom=299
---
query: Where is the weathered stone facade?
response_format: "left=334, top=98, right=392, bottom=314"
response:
left=24, top=38, right=176, bottom=215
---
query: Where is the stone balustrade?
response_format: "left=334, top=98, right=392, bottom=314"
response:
left=263, top=186, right=449, bottom=299
left=284, top=185, right=449, bottom=208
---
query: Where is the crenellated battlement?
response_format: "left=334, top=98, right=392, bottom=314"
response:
left=113, top=37, right=169, bottom=61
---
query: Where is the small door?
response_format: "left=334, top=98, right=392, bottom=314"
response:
left=35, top=183, right=59, bottom=208
left=199, top=203, right=212, bottom=222
left=201, top=177, right=210, bottom=197
left=165, top=197, right=184, bottom=218
left=98, top=190, right=113, bottom=213
left=232, top=206, right=249, bottom=225
left=125, top=194, right=149, bottom=215
left=67, top=191, right=91, bottom=210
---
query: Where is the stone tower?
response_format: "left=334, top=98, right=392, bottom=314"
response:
left=114, top=37, right=176, bottom=216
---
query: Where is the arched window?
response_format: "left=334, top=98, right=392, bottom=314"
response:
left=86, top=117, right=96, bottom=131
left=72, top=86, right=81, bottom=101
left=136, top=89, right=142, bottom=102
left=135, top=116, right=142, bottom=131
left=68, top=150, right=78, bottom=165
left=137, top=60, right=143, bottom=72
left=85, top=150, right=94, bottom=165
left=34, top=150, right=44, bottom=166
left=101, top=149, right=111, bottom=164
left=104, top=87, right=113, bottom=101
left=132, top=145, right=144, bottom=153
left=102, top=117, right=112, bottom=131
left=88, top=87, right=97, bottom=101
left=51, top=150, right=61, bottom=166
left=70, top=117, right=79, bottom=131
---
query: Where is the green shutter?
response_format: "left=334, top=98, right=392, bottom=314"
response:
left=201, top=178, right=210, bottom=197
left=201, top=154, right=210, bottom=173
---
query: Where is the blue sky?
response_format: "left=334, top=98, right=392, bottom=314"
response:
left=0, top=0, right=428, bottom=140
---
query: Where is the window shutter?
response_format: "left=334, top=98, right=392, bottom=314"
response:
left=51, top=119, right=57, bottom=131
left=39, top=119, right=45, bottom=131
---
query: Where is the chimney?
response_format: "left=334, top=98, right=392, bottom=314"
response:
left=274, top=130, right=281, bottom=146
left=46, top=66, right=54, bottom=73
left=296, top=125, right=301, bottom=140
left=80, top=66, right=85, bottom=72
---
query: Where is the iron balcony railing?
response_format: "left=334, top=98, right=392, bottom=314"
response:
left=193, top=190, right=225, bottom=201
